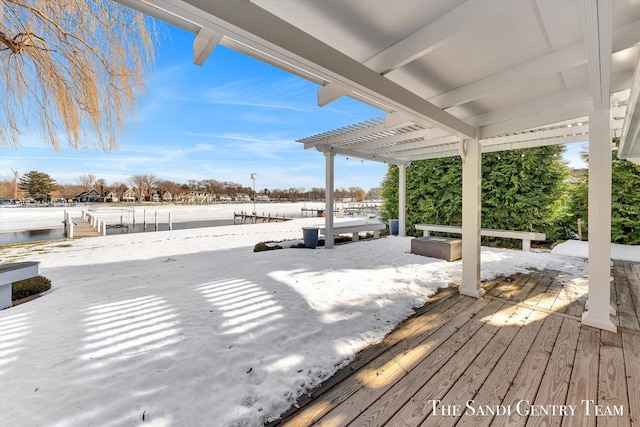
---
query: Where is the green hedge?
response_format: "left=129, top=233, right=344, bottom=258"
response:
left=12, top=275, right=52, bottom=301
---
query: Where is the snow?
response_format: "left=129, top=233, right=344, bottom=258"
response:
left=552, top=239, right=640, bottom=262
left=0, top=204, right=632, bottom=426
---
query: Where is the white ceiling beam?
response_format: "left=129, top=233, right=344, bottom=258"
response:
left=193, top=27, right=223, bottom=66
left=619, top=52, right=640, bottom=160
left=429, top=18, right=640, bottom=109
left=465, top=71, right=633, bottom=128
left=114, top=0, right=200, bottom=33
left=315, top=146, right=409, bottom=165
left=374, top=136, right=445, bottom=156
left=431, top=42, right=586, bottom=109
left=177, top=0, right=477, bottom=138
left=466, top=85, right=591, bottom=128
left=479, top=100, right=594, bottom=139
left=317, top=83, right=349, bottom=107
left=483, top=124, right=589, bottom=147
left=580, top=0, right=613, bottom=110
left=363, top=0, right=513, bottom=75
left=384, top=112, right=415, bottom=130
left=317, top=83, right=347, bottom=107
left=482, top=134, right=588, bottom=153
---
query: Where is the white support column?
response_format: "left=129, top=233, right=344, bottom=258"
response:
left=460, top=138, right=484, bottom=298
left=582, top=108, right=616, bottom=332
left=324, top=151, right=336, bottom=249
left=398, top=164, right=407, bottom=237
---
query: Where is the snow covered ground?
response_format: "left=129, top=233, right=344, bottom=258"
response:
left=0, top=204, right=637, bottom=426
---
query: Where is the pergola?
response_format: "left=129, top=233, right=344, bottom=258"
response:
left=117, top=0, right=640, bottom=332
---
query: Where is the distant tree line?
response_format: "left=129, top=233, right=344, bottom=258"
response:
left=1, top=171, right=382, bottom=204
left=381, top=144, right=640, bottom=246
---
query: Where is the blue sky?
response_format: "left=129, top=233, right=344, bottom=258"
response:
left=0, top=24, right=587, bottom=191
left=1, top=24, right=388, bottom=192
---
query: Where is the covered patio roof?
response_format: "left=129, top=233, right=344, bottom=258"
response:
left=117, top=0, right=640, bottom=332
left=117, top=0, right=640, bottom=163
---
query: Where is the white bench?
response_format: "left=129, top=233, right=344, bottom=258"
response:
left=320, top=221, right=386, bottom=242
left=415, top=224, right=545, bottom=252
left=0, top=262, right=41, bottom=309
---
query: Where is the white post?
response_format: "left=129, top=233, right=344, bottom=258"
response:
left=154, top=211, right=159, bottom=231
left=324, top=151, right=335, bottom=249
left=169, top=212, right=173, bottom=231
left=398, top=164, right=407, bottom=237
left=102, top=221, right=107, bottom=236
left=69, top=218, right=74, bottom=238
left=582, top=109, right=616, bottom=332
left=143, top=209, right=147, bottom=231
left=460, top=138, right=484, bottom=298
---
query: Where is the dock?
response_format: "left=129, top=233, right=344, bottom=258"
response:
left=69, top=217, right=101, bottom=238
left=233, top=212, right=294, bottom=224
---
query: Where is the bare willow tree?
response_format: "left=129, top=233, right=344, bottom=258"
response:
left=0, top=0, right=156, bottom=150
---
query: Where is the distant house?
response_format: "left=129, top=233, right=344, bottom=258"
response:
left=105, top=192, right=119, bottom=203
left=231, top=193, right=251, bottom=202
left=185, top=191, right=215, bottom=204
left=75, top=189, right=101, bottom=203
left=122, top=188, right=137, bottom=202
left=255, top=194, right=270, bottom=202
left=218, top=194, right=232, bottom=202
left=152, top=193, right=162, bottom=202
left=162, top=191, right=173, bottom=202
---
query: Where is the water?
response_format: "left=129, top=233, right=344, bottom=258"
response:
left=0, top=219, right=235, bottom=245
left=0, top=228, right=66, bottom=245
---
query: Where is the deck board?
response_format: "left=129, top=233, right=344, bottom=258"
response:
left=420, top=306, right=529, bottom=427
left=597, top=331, right=630, bottom=427
left=563, top=326, right=600, bottom=427
left=623, top=263, right=640, bottom=326
left=526, top=318, right=581, bottom=427
left=621, top=333, right=640, bottom=427
left=344, top=300, right=501, bottom=427
left=491, top=314, right=564, bottom=427
left=272, top=264, right=640, bottom=427
left=382, top=301, right=506, bottom=427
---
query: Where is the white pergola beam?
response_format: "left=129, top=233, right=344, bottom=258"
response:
left=466, top=85, right=591, bottom=128
left=479, top=100, right=593, bottom=139
left=363, top=0, right=513, bottom=75
left=317, top=83, right=349, bottom=107
left=175, top=0, right=477, bottom=139
left=194, top=27, right=223, bottom=66
left=316, top=146, right=409, bottom=166
left=431, top=42, right=586, bottom=109
left=620, top=48, right=640, bottom=160
left=580, top=0, right=613, bottom=111
left=344, top=129, right=426, bottom=152
left=384, top=112, right=415, bottom=130
left=430, top=18, right=639, bottom=110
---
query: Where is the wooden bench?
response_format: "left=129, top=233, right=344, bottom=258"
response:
left=415, top=224, right=545, bottom=252
left=0, top=262, right=41, bottom=309
left=320, top=221, right=386, bottom=242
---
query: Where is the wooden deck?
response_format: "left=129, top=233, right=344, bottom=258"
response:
left=271, top=261, right=640, bottom=427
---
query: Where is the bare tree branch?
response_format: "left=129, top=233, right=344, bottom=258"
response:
left=1, top=0, right=157, bottom=150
